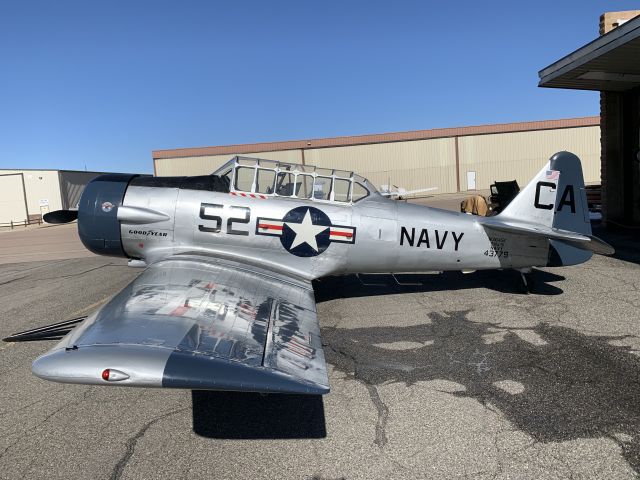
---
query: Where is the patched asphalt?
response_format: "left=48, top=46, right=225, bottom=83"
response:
left=0, top=228, right=639, bottom=479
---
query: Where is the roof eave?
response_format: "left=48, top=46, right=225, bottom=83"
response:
left=539, top=15, right=640, bottom=90
left=153, top=117, right=600, bottom=160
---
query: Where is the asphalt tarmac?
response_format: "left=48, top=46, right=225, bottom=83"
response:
left=0, top=223, right=95, bottom=264
left=0, top=225, right=639, bottom=479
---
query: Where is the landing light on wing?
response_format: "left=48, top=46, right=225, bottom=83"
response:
left=101, top=369, right=130, bottom=382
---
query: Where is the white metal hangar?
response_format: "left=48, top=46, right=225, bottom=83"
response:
left=152, top=117, right=601, bottom=196
left=0, top=169, right=106, bottom=226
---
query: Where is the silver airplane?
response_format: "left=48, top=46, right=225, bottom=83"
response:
left=4, top=151, right=613, bottom=395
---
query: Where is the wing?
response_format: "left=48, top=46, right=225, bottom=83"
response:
left=32, top=255, right=329, bottom=395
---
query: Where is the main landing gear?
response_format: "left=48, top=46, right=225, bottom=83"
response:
left=518, top=268, right=534, bottom=294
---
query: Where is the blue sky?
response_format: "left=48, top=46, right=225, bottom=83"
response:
left=1, top=1, right=638, bottom=174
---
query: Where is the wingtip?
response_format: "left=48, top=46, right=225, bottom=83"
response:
left=306, top=384, right=331, bottom=395
left=589, top=235, right=615, bottom=256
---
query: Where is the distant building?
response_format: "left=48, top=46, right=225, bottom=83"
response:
left=152, top=117, right=601, bottom=197
left=0, top=169, right=106, bottom=225
left=539, top=10, right=640, bottom=227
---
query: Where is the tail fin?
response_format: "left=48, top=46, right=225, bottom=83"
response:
left=500, top=151, right=590, bottom=233
left=483, top=152, right=613, bottom=263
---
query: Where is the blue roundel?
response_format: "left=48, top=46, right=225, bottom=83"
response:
left=280, top=206, right=331, bottom=257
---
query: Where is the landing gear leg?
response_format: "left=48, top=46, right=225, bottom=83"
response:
left=518, top=268, right=534, bottom=294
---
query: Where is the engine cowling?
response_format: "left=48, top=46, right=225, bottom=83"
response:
left=77, top=174, right=139, bottom=257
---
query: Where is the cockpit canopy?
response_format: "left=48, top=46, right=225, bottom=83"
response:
left=212, top=156, right=375, bottom=204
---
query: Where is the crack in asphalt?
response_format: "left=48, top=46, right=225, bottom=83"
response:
left=0, top=387, right=95, bottom=463
left=0, top=396, right=48, bottom=418
left=324, top=342, right=392, bottom=449
left=364, top=384, right=389, bottom=448
left=0, top=276, right=27, bottom=286
left=37, top=263, right=124, bottom=281
left=109, top=407, right=188, bottom=480
left=489, top=426, right=506, bottom=480
left=0, top=260, right=68, bottom=281
left=307, top=475, right=347, bottom=480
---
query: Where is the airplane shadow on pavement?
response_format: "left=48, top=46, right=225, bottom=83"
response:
left=317, top=308, right=640, bottom=474
left=314, top=268, right=565, bottom=299
left=592, top=225, right=640, bottom=266
left=191, top=391, right=326, bottom=439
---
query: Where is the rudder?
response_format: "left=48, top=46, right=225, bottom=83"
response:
left=549, top=151, right=591, bottom=235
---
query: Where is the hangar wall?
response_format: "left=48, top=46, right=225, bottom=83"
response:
left=153, top=118, right=601, bottom=195
left=0, top=174, right=28, bottom=224
left=0, top=169, right=107, bottom=224
left=457, top=126, right=600, bottom=191
left=303, top=137, right=457, bottom=193
left=0, top=170, right=63, bottom=216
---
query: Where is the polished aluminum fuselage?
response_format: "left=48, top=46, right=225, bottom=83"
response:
left=119, top=185, right=549, bottom=280
left=30, top=153, right=603, bottom=393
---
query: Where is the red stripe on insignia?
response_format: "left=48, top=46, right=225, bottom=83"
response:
left=258, top=223, right=283, bottom=231
left=330, top=230, right=353, bottom=238
left=230, top=192, right=237, bottom=196
left=259, top=195, right=266, bottom=199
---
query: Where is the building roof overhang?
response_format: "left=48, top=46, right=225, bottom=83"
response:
left=539, top=14, right=640, bottom=91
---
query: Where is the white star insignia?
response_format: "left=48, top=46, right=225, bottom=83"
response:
left=286, top=209, right=329, bottom=252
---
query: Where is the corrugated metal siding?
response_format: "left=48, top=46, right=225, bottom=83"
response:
left=457, top=126, right=601, bottom=191
left=155, top=150, right=304, bottom=176
left=154, top=125, right=601, bottom=195
left=304, top=138, right=457, bottom=193
left=58, top=171, right=105, bottom=209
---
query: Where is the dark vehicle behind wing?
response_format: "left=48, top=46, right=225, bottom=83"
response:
left=489, top=180, right=520, bottom=214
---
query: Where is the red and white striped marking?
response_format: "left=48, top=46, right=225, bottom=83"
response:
left=257, top=220, right=284, bottom=235
left=329, top=226, right=355, bottom=242
left=230, top=191, right=267, bottom=199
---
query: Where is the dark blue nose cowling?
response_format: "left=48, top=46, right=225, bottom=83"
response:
left=78, top=174, right=139, bottom=257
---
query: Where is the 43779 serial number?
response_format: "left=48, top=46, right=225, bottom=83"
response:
left=484, top=249, right=508, bottom=258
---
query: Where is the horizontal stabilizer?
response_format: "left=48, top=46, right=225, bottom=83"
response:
left=481, top=218, right=614, bottom=255
left=488, top=152, right=613, bottom=257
